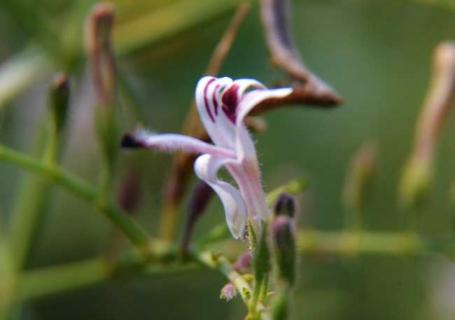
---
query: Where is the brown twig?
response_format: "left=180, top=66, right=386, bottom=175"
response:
left=258, top=0, right=342, bottom=110
left=86, top=3, right=116, bottom=107
left=159, top=4, right=251, bottom=241
left=400, top=42, right=455, bottom=207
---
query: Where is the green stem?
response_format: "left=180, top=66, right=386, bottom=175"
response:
left=0, top=145, right=150, bottom=249
left=16, top=259, right=108, bottom=302
left=10, top=229, right=455, bottom=306
left=0, top=225, right=14, bottom=320
left=10, top=121, right=63, bottom=269
left=298, top=230, right=433, bottom=257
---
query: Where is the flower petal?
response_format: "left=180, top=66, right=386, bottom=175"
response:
left=236, top=87, right=293, bottom=127
left=235, top=87, right=292, bottom=161
left=194, top=154, right=247, bottom=239
left=121, top=129, right=235, bottom=158
left=195, top=76, right=236, bottom=149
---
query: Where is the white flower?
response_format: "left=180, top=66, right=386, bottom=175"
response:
left=122, top=76, right=292, bottom=239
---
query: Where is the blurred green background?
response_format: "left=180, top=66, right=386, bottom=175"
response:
left=1, top=0, right=455, bottom=319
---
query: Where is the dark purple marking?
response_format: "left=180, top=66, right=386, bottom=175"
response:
left=121, top=134, right=145, bottom=149
left=203, top=78, right=216, bottom=122
left=212, top=84, right=221, bottom=116
left=221, top=84, right=239, bottom=123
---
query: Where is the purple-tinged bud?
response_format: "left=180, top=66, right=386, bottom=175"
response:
left=220, top=282, right=237, bottom=301
left=233, top=251, right=252, bottom=274
left=274, top=193, right=295, bottom=218
left=85, top=3, right=116, bottom=107
left=116, top=169, right=141, bottom=214
left=271, top=215, right=296, bottom=286
left=180, top=181, right=214, bottom=256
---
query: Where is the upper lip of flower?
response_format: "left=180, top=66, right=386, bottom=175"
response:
left=121, top=76, right=292, bottom=239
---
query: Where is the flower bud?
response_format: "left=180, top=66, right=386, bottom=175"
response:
left=86, top=3, right=118, bottom=181
left=233, top=251, right=252, bottom=274
left=274, top=193, right=295, bottom=218
left=271, top=291, right=289, bottom=320
left=400, top=42, right=455, bottom=208
left=252, top=225, right=271, bottom=287
left=220, top=282, right=237, bottom=301
left=342, top=144, right=377, bottom=229
left=85, top=3, right=116, bottom=107
left=116, top=168, right=141, bottom=214
left=48, top=74, right=70, bottom=134
left=271, top=215, right=296, bottom=286
left=180, top=181, right=214, bottom=255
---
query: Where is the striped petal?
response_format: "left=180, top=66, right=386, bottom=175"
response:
left=194, top=154, right=247, bottom=239
left=121, top=129, right=235, bottom=159
left=195, top=76, right=236, bottom=149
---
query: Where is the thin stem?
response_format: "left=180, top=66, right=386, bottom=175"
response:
left=0, top=224, right=15, bottom=320
left=16, top=259, right=108, bottom=302
left=298, top=230, right=435, bottom=257
left=0, top=145, right=150, bottom=249
left=10, top=229, right=455, bottom=306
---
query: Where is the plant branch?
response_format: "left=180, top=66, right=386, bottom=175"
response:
left=11, top=229, right=455, bottom=306
left=0, top=145, right=150, bottom=249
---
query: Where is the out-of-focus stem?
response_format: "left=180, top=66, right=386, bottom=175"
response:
left=400, top=42, right=455, bottom=208
left=298, top=230, right=429, bottom=257
left=0, top=223, right=15, bottom=320
left=0, top=145, right=150, bottom=249
left=11, top=229, right=455, bottom=306
left=0, top=48, right=52, bottom=110
left=159, top=3, right=251, bottom=242
left=10, top=75, right=70, bottom=270
left=0, top=0, right=248, bottom=111
left=86, top=3, right=118, bottom=199
left=114, top=0, right=246, bottom=55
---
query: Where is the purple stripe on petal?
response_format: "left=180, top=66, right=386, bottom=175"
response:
left=212, top=84, right=221, bottom=116
left=203, top=78, right=216, bottom=122
left=222, top=84, right=239, bottom=123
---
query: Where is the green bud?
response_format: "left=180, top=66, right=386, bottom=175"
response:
left=342, top=144, right=377, bottom=213
left=252, top=225, right=271, bottom=285
left=271, top=215, right=296, bottom=286
left=271, top=292, right=289, bottom=320
left=399, top=157, right=432, bottom=209
left=49, top=74, right=70, bottom=134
